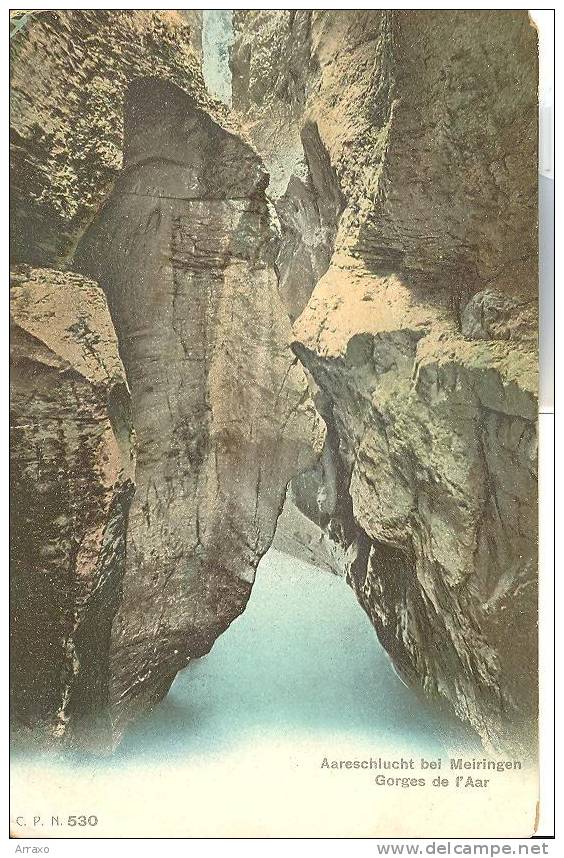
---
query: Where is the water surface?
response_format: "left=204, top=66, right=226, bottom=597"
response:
left=119, top=548, right=477, bottom=761
left=12, top=549, right=487, bottom=837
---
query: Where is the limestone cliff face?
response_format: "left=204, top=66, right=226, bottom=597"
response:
left=74, top=78, right=323, bottom=736
left=232, top=14, right=344, bottom=321
left=10, top=267, right=135, bottom=748
left=10, top=11, right=323, bottom=747
left=233, top=10, right=537, bottom=298
left=293, top=276, right=537, bottom=749
left=233, top=10, right=538, bottom=749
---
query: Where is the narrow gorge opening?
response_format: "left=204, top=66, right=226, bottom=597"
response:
left=117, top=548, right=477, bottom=760
left=202, top=10, right=234, bottom=106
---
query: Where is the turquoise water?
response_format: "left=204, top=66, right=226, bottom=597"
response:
left=11, top=548, right=484, bottom=837
left=118, top=549, right=478, bottom=762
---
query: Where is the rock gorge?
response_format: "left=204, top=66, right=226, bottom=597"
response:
left=10, top=10, right=538, bottom=753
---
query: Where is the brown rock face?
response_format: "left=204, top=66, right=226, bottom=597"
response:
left=10, top=9, right=210, bottom=268
left=231, top=14, right=344, bottom=321
left=10, top=267, right=135, bottom=749
left=233, top=10, right=537, bottom=297
left=234, top=10, right=538, bottom=750
left=292, top=275, right=537, bottom=750
left=10, top=11, right=323, bottom=748
left=74, top=78, right=323, bottom=738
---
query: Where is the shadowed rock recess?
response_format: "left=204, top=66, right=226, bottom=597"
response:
left=10, top=10, right=537, bottom=753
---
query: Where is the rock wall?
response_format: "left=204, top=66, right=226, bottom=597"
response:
left=233, top=10, right=537, bottom=298
left=10, top=11, right=323, bottom=748
left=10, top=267, right=135, bottom=749
left=10, top=9, right=210, bottom=268
left=231, top=14, right=344, bottom=321
left=233, top=10, right=538, bottom=750
left=74, top=77, right=323, bottom=737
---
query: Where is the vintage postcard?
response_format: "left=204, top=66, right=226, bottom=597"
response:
left=9, top=8, right=544, bottom=839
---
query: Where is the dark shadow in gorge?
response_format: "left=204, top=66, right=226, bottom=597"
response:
left=274, top=122, right=345, bottom=322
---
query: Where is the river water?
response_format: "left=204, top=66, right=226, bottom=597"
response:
left=120, top=549, right=476, bottom=762
left=12, top=549, right=495, bottom=838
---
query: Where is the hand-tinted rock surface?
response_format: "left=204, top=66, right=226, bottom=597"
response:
left=234, top=10, right=538, bottom=750
left=293, top=271, right=537, bottom=750
left=10, top=9, right=210, bottom=268
left=233, top=10, right=537, bottom=298
left=10, top=9, right=538, bottom=754
left=10, top=11, right=323, bottom=747
left=75, top=78, right=323, bottom=739
left=10, top=267, right=135, bottom=749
